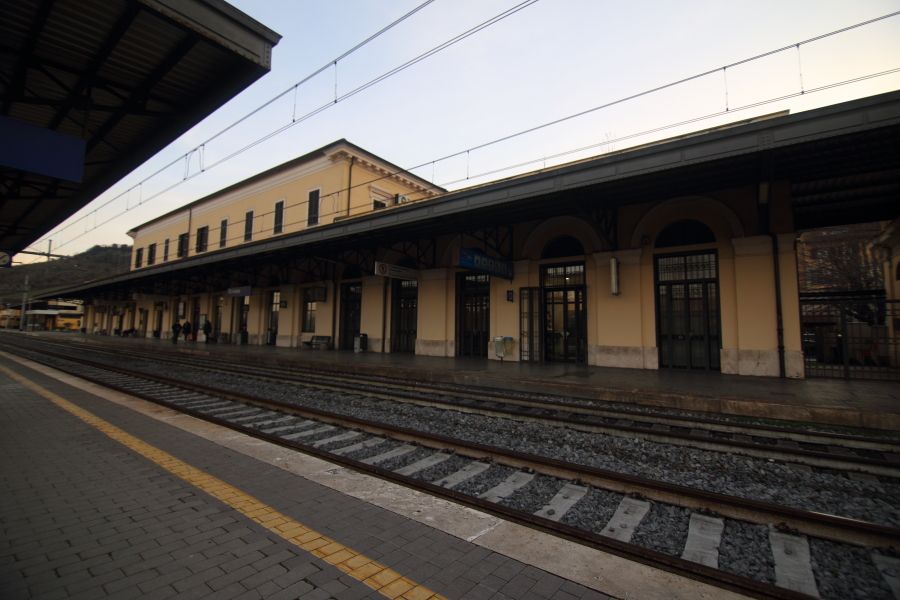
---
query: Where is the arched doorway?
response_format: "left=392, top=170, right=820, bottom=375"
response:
left=540, top=236, right=587, bottom=363
left=654, top=220, right=721, bottom=370
left=391, top=259, right=418, bottom=353
left=340, top=265, right=362, bottom=351
left=457, top=273, right=490, bottom=357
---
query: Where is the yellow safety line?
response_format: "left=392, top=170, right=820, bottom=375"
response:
left=1, top=366, right=446, bottom=600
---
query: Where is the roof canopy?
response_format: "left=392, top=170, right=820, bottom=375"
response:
left=0, top=0, right=280, bottom=255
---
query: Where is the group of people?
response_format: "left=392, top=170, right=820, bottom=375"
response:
left=171, top=319, right=213, bottom=344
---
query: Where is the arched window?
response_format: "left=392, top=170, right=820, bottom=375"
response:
left=655, top=220, right=715, bottom=248
left=541, top=236, right=584, bottom=259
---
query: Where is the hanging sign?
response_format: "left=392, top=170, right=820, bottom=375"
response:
left=226, top=286, right=251, bottom=296
left=458, top=247, right=513, bottom=280
left=374, top=261, right=418, bottom=280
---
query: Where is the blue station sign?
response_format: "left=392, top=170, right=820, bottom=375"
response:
left=458, top=247, right=513, bottom=280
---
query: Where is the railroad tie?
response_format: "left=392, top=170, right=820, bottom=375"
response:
left=602, top=497, right=650, bottom=543
left=282, top=424, right=335, bottom=440
left=433, top=462, right=491, bottom=489
left=311, top=430, right=362, bottom=448
left=680, top=513, right=724, bottom=568
left=768, top=528, right=820, bottom=598
left=478, top=471, right=535, bottom=503
left=361, top=444, right=416, bottom=465
left=394, top=452, right=452, bottom=476
left=872, top=553, right=900, bottom=599
left=261, top=420, right=316, bottom=434
left=533, top=483, right=588, bottom=522
left=331, top=437, right=387, bottom=456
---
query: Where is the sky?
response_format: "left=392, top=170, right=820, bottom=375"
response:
left=18, top=0, right=900, bottom=263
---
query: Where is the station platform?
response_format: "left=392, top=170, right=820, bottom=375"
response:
left=0, top=351, right=743, bottom=600
left=50, top=331, right=900, bottom=431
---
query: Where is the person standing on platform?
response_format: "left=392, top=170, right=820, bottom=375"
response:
left=202, top=319, right=212, bottom=344
left=182, top=320, right=192, bottom=342
left=171, top=321, right=181, bottom=344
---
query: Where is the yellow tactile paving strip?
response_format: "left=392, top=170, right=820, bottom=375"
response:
left=2, top=366, right=447, bottom=600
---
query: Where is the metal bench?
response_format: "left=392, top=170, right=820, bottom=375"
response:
left=302, top=335, right=332, bottom=350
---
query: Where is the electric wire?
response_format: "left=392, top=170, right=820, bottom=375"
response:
left=31, top=8, right=900, bottom=256
left=36, top=0, right=539, bottom=253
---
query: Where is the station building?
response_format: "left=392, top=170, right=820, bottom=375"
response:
left=67, top=91, right=900, bottom=380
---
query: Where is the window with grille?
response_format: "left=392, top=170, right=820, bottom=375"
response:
left=219, top=219, right=227, bottom=248
left=244, top=211, right=253, bottom=241
left=196, top=226, right=209, bottom=253
left=177, top=233, right=188, bottom=257
left=134, top=248, right=143, bottom=268
left=274, top=201, right=284, bottom=234
left=308, top=190, right=319, bottom=226
left=147, top=243, right=156, bottom=266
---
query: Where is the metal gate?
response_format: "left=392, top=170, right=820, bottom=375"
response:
left=340, top=283, right=362, bottom=350
left=457, top=273, right=490, bottom=357
left=392, top=279, right=417, bottom=353
left=541, top=263, right=587, bottom=364
left=655, top=251, right=721, bottom=371
left=800, top=291, right=900, bottom=380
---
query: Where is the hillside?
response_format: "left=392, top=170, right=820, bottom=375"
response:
left=0, top=245, right=132, bottom=305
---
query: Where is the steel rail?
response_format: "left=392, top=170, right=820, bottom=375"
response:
left=9, top=348, right=822, bottom=600
left=24, top=344, right=900, bottom=552
left=28, top=337, right=900, bottom=475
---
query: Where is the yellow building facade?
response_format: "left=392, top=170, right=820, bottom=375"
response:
left=77, top=92, right=900, bottom=380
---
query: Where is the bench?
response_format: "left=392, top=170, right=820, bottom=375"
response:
left=302, top=335, right=332, bottom=350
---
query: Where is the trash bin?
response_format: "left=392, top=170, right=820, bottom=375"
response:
left=354, top=333, right=368, bottom=353
left=493, top=336, right=506, bottom=358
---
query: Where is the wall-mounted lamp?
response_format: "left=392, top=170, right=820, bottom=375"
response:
left=506, top=290, right=514, bottom=302
left=610, top=257, right=620, bottom=296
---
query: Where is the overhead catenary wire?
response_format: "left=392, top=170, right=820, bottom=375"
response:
left=37, top=0, right=540, bottom=253
left=33, top=8, right=900, bottom=256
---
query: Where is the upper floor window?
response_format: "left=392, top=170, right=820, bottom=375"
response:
left=147, top=243, right=156, bottom=266
left=163, top=238, right=169, bottom=261
left=219, top=219, right=228, bottom=248
left=308, top=190, right=319, bottom=226
left=244, top=211, right=254, bottom=241
left=177, top=233, right=189, bottom=258
left=134, top=248, right=143, bottom=269
left=196, top=226, right=209, bottom=253
left=274, top=201, right=284, bottom=234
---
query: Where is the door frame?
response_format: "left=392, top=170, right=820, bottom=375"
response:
left=539, top=262, right=587, bottom=364
left=653, top=249, right=721, bottom=370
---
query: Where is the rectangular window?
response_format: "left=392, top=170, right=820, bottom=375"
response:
left=134, top=248, right=143, bottom=269
left=177, top=233, right=188, bottom=257
left=163, top=238, right=169, bottom=261
left=244, top=211, right=254, bottom=241
left=274, top=201, right=284, bottom=234
left=147, top=243, right=156, bottom=266
left=302, top=300, right=316, bottom=332
left=219, top=219, right=227, bottom=248
left=196, top=226, right=209, bottom=253
left=307, top=190, right=319, bottom=226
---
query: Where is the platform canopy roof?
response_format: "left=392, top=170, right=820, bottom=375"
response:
left=0, top=0, right=280, bottom=256
left=40, top=89, right=900, bottom=301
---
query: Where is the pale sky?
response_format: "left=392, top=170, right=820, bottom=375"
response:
left=19, top=0, right=900, bottom=263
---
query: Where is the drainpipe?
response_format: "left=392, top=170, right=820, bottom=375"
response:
left=346, top=156, right=355, bottom=218
left=381, top=277, right=388, bottom=353
left=759, top=172, right=785, bottom=378
left=770, top=233, right=786, bottom=378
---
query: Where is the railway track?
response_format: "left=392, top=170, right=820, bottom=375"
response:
left=21, top=335, right=900, bottom=478
left=5, top=340, right=900, bottom=600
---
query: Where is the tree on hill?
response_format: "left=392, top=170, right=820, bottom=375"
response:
left=0, top=245, right=132, bottom=305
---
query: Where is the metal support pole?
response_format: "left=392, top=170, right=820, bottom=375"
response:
left=19, top=275, right=29, bottom=331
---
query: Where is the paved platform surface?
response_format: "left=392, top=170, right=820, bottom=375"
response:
left=34, top=331, right=900, bottom=430
left=1, top=357, right=662, bottom=600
